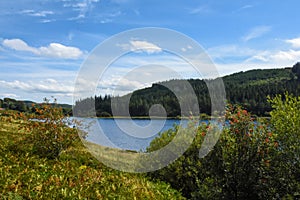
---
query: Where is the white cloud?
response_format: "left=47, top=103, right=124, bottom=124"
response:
left=2, top=39, right=83, bottom=59
left=20, top=10, right=54, bottom=17
left=242, top=26, right=271, bottom=42
left=270, top=50, right=300, bottom=62
left=99, top=76, right=146, bottom=94
left=63, top=0, right=99, bottom=19
left=245, top=52, right=270, bottom=62
left=0, top=93, right=20, bottom=99
left=240, top=5, right=253, bottom=10
left=40, top=19, right=56, bottom=23
left=0, top=79, right=74, bottom=94
left=243, top=48, right=300, bottom=65
left=100, top=18, right=113, bottom=24
left=39, top=43, right=83, bottom=59
left=189, top=5, right=212, bottom=14
left=74, top=78, right=98, bottom=94
left=118, top=40, right=162, bottom=54
left=234, top=4, right=254, bottom=13
left=208, top=43, right=300, bottom=75
left=2, top=39, right=38, bottom=54
left=98, top=11, right=122, bottom=23
left=0, top=93, right=19, bottom=99
left=286, top=37, right=300, bottom=48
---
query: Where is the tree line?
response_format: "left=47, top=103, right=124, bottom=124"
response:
left=3, top=63, right=299, bottom=117
left=74, top=63, right=300, bottom=117
left=0, top=98, right=72, bottom=115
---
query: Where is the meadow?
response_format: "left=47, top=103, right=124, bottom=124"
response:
left=0, top=93, right=299, bottom=199
left=0, top=106, right=184, bottom=199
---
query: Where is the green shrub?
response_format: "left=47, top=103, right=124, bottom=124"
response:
left=18, top=99, right=78, bottom=159
left=267, top=93, right=300, bottom=198
left=147, top=103, right=295, bottom=199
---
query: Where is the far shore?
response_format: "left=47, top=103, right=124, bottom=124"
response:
left=74, top=115, right=270, bottom=120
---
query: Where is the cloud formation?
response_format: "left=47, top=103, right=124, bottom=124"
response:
left=0, top=79, right=73, bottom=94
left=286, top=37, right=300, bottom=49
left=2, top=39, right=83, bottom=59
left=208, top=36, right=300, bottom=72
left=189, top=5, right=212, bottom=14
left=242, top=49, right=300, bottom=67
left=233, top=4, right=254, bottom=13
left=63, top=0, right=100, bottom=19
left=98, top=76, right=146, bottom=94
left=242, top=26, right=271, bottom=42
left=0, top=93, right=19, bottom=99
left=20, top=10, right=54, bottom=17
left=119, top=40, right=162, bottom=54
left=247, top=37, right=300, bottom=63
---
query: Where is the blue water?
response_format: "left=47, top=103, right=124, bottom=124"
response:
left=77, top=118, right=208, bottom=151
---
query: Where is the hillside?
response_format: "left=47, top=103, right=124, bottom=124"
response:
left=0, top=98, right=72, bottom=114
left=74, top=66, right=300, bottom=117
left=2, top=66, right=300, bottom=117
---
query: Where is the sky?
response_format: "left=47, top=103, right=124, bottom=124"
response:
left=1, top=0, right=300, bottom=104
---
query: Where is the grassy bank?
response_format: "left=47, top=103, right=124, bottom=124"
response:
left=0, top=113, right=185, bottom=199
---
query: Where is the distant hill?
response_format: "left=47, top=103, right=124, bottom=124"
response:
left=0, top=98, right=72, bottom=114
left=74, top=66, right=300, bottom=117
left=2, top=66, right=300, bottom=117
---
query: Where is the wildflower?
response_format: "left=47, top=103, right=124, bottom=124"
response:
left=268, top=132, right=272, bottom=137
left=79, top=165, right=87, bottom=170
left=265, top=138, right=269, bottom=143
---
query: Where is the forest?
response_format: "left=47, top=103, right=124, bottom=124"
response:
left=2, top=63, right=300, bottom=117
left=73, top=63, right=300, bottom=117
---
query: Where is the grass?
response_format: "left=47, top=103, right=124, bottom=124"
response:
left=0, top=114, right=185, bottom=199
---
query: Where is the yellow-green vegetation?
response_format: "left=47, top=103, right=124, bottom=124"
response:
left=0, top=107, right=184, bottom=199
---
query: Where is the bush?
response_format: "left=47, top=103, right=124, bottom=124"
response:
left=19, top=99, right=78, bottom=159
left=147, top=102, right=298, bottom=199
left=267, top=93, right=300, bottom=198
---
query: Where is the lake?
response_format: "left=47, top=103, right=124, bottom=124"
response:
left=76, top=118, right=209, bottom=151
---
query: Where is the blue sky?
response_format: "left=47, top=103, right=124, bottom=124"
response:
left=1, top=0, right=300, bottom=103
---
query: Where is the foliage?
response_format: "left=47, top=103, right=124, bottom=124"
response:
left=146, top=97, right=300, bottom=199
left=15, top=99, right=78, bottom=159
left=146, top=122, right=208, bottom=199
left=267, top=93, right=300, bottom=197
left=0, top=97, right=72, bottom=115
left=0, top=108, right=184, bottom=199
left=0, top=98, right=27, bottom=112
left=211, top=106, right=276, bottom=199
left=74, top=67, right=300, bottom=117
left=292, top=62, right=300, bottom=79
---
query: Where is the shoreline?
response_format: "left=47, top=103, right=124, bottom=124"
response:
left=76, top=116, right=212, bottom=120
